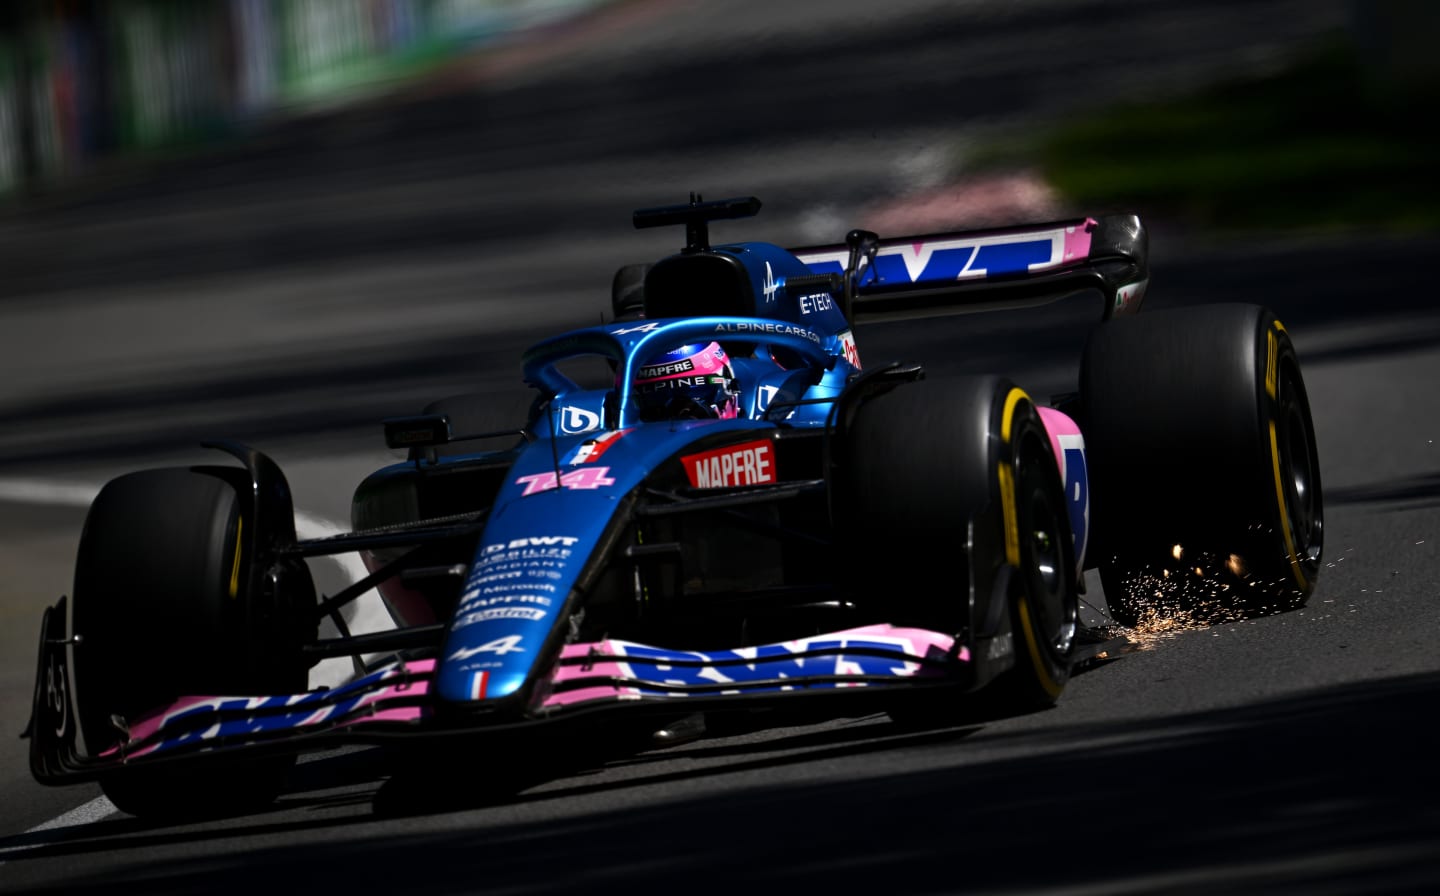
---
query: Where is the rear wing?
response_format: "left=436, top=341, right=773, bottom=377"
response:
left=792, top=214, right=1148, bottom=324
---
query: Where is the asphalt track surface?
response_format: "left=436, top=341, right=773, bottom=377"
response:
left=3, top=1, right=1439, bottom=892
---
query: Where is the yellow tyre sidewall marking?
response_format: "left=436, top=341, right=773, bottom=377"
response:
left=1265, top=321, right=1307, bottom=591
left=998, top=387, right=1025, bottom=567
left=1265, top=328, right=1279, bottom=400
left=999, top=387, right=1062, bottom=698
left=229, top=516, right=244, bottom=599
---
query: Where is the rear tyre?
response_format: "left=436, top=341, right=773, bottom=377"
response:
left=612, top=263, right=650, bottom=321
left=841, top=376, right=1077, bottom=721
left=1081, top=304, right=1323, bottom=627
left=72, top=467, right=310, bottom=819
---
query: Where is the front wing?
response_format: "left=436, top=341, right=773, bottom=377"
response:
left=28, top=606, right=969, bottom=784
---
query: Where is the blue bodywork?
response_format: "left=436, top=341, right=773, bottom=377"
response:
left=27, top=202, right=1143, bottom=786
left=429, top=241, right=862, bottom=705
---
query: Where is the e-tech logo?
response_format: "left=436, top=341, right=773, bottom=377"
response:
left=798, top=292, right=833, bottom=315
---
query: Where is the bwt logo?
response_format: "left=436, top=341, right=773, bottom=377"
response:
left=483, top=536, right=581, bottom=554
left=617, top=638, right=918, bottom=688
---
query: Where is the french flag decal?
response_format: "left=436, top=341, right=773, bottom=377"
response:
left=565, top=429, right=629, bottom=465
left=470, top=671, right=489, bottom=701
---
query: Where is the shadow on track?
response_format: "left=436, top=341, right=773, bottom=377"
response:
left=7, top=670, right=1440, bottom=894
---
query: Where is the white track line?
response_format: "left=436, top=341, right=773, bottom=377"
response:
left=0, top=795, right=118, bottom=864
left=0, top=476, right=392, bottom=845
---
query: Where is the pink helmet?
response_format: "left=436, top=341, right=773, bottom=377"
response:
left=630, top=341, right=739, bottom=420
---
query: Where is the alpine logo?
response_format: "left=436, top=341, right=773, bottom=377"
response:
left=449, top=635, right=525, bottom=661
left=612, top=321, right=661, bottom=335
left=682, top=440, right=776, bottom=489
left=763, top=261, right=779, bottom=303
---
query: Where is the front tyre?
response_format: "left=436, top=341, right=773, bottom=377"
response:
left=993, top=408, right=1079, bottom=709
left=71, top=467, right=310, bottom=819
left=840, top=376, right=1077, bottom=718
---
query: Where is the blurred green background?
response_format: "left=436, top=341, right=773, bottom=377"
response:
left=0, top=0, right=616, bottom=197
left=1021, top=40, right=1438, bottom=234
left=1, top=0, right=1436, bottom=235
left=970, top=1, right=1439, bottom=235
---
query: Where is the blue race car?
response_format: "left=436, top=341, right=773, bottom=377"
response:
left=26, top=195, right=1323, bottom=818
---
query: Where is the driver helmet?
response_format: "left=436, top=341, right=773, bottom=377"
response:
left=631, top=341, right=739, bottom=421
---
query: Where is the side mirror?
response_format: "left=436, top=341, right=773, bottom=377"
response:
left=382, top=414, right=452, bottom=450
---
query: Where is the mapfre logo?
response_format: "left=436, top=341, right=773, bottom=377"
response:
left=681, top=440, right=776, bottom=489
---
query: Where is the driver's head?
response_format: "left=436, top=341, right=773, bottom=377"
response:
left=631, top=341, right=739, bottom=421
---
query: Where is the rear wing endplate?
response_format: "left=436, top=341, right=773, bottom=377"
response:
left=792, top=214, right=1148, bottom=324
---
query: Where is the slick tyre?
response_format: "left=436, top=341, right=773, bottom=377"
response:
left=71, top=467, right=309, bottom=820
left=1081, top=304, right=1323, bottom=628
left=612, top=263, right=651, bottom=321
left=841, top=375, right=1078, bottom=719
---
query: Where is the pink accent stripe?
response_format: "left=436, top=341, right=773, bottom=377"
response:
left=109, top=659, right=436, bottom=758
left=1037, top=406, right=1080, bottom=468
left=1036, top=406, right=1089, bottom=574
left=1062, top=218, right=1096, bottom=263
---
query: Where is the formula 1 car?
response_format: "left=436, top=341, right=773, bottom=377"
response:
left=25, top=195, right=1323, bottom=819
